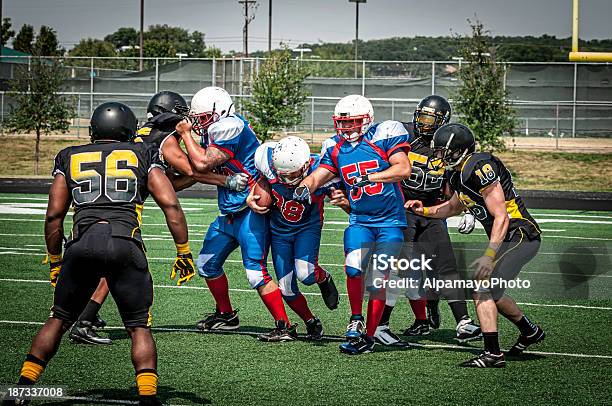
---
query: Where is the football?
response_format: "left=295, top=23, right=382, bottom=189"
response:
left=252, top=177, right=273, bottom=209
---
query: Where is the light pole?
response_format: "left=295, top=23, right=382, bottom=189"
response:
left=268, top=0, right=272, bottom=53
left=348, top=0, right=366, bottom=62
left=139, top=0, right=144, bottom=71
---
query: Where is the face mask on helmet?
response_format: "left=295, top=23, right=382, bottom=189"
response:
left=431, top=146, right=469, bottom=170
left=191, top=111, right=220, bottom=137
left=333, top=114, right=371, bottom=142
left=414, top=106, right=448, bottom=136
left=276, top=163, right=309, bottom=186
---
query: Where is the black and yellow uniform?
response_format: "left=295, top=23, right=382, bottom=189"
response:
left=50, top=140, right=164, bottom=327
left=134, top=112, right=183, bottom=170
left=448, top=152, right=542, bottom=299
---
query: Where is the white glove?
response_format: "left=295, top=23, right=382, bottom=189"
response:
left=225, top=173, right=249, bottom=192
left=457, top=213, right=476, bottom=234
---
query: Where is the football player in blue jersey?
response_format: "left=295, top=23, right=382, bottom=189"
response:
left=178, top=86, right=295, bottom=341
left=295, top=95, right=412, bottom=354
left=249, top=136, right=341, bottom=340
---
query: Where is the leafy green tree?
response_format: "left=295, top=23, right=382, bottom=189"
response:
left=454, top=19, right=515, bottom=151
left=69, top=38, right=117, bottom=58
left=243, top=49, right=310, bottom=141
left=6, top=59, right=74, bottom=174
left=13, top=24, right=34, bottom=54
left=104, top=27, right=138, bottom=49
left=1, top=18, right=15, bottom=48
left=35, top=25, right=62, bottom=56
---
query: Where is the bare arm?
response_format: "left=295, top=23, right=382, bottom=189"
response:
left=147, top=167, right=189, bottom=244
left=45, top=175, right=71, bottom=255
left=368, top=151, right=412, bottom=183
left=299, top=166, right=336, bottom=194
left=176, top=120, right=230, bottom=174
left=406, top=192, right=466, bottom=219
left=481, top=182, right=509, bottom=252
left=163, top=135, right=229, bottom=187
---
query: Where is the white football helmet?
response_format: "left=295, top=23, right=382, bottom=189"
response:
left=272, top=136, right=311, bottom=185
left=333, top=95, right=374, bottom=142
left=190, top=86, right=235, bottom=135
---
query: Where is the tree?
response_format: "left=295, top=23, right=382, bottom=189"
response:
left=69, top=38, right=117, bottom=58
left=454, top=19, right=515, bottom=151
left=1, top=18, right=15, bottom=48
left=5, top=59, right=73, bottom=175
left=13, top=24, right=34, bottom=54
left=243, top=49, right=310, bottom=141
left=104, top=27, right=138, bottom=49
left=35, top=25, right=62, bottom=56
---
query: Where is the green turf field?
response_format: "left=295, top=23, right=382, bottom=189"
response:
left=0, top=193, right=610, bottom=405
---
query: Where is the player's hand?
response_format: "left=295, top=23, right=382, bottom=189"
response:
left=246, top=193, right=270, bottom=214
left=458, top=212, right=476, bottom=234
left=175, top=119, right=193, bottom=136
left=329, top=187, right=350, bottom=211
left=293, top=186, right=312, bottom=204
left=49, top=259, right=62, bottom=288
left=171, top=252, right=196, bottom=286
left=404, top=200, right=424, bottom=214
left=352, top=174, right=371, bottom=188
left=471, top=255, right=494, bottom=280
left=225, top=173, right=249, bottom=192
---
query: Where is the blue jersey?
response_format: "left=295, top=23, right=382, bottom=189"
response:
left=255, top=143, right=339, bottom=234
left=320, top=120, right=411, bottom=228
left=202, top=114, right=260, bottom=214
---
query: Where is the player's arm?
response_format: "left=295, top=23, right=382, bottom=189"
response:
left=406, top=192, right=465, bottom=219
left=176, top=119, right=230, bottom=174
left=147, top=167, right=195, bottom=285
left=329, top=187, right=350, bottom=214
left=294, top=166, right=336, bottom=203
left=365, top=151, right=412, bottom=184
left=44, top=174, right=71, bottom=287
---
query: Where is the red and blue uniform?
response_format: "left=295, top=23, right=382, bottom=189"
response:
left=196, top=114, right=271, bottom=289
left=255, top=143, right=339, bottom=300
left=319, top=120, right=411, bottom=278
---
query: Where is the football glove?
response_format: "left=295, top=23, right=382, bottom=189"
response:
left=293, top=186, right=312, bottom=204
left=457, top=212, right=476, bottom=234
left=171, top=252, right=196, bottom=286
left=352, top=174, right=372, bottom=188
left=48, top=254, right=62, bottom=288
left=225, top=173, right=249, bottom=192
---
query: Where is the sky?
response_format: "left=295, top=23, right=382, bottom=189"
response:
left=4, top=0, right=612, bottom=53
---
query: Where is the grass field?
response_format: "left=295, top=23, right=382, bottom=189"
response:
left=0, top=193, right=611, bottom=405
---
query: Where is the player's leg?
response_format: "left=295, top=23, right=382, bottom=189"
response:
left=235, top=209, right=295, bottom=341
left=13, top=232, right=101, bottom=392
left=104, top=237, right=160, bottom=405
left=196, top=215, right=240, bottom=331
left=69, top=278, right=112, bottom=345
left=342, top=224, right=376, bottom=339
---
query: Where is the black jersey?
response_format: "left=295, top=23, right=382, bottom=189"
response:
left=134, top=112, right=183, bottom=168
left=447, top=152, right=541, bottom=240
left=400, top=122, right=446, bottom=206
left=52, top=140, right=164, bottom=242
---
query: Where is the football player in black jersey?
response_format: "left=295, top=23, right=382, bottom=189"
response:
left=406, top=123, right=545, bottom=368
left=374, top=96, right=481, bottom=347
left=8, top=102, right=195, bottom=405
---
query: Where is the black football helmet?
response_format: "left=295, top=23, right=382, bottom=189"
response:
left=413, top=95, right=452, bottom=138
left=89, top=102, right=138, bottom=142
left=431, top=123, right=475, bottom=170
left=147, top=91, right=188, bottom=119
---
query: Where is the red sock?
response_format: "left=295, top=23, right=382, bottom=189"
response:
left=346, top=276, right=364, bottom=317
left=366, top=298, right=386, bottom=337
left=286, top=293, right=314, bottom=322
left=260, top=287, right=290, bottom=323
left=410, top=299, right=427, bottom=321
left=313, top=265, right=328, bottom=284
left=205, top=274, right=232, bottom=313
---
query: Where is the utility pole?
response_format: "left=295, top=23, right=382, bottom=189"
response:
left=0, top=0, right=3, bottom=58
left=268, top=0, right=272, bottom=53
left=239, top=0, right=257, bottom=57
left=139, top=0, right=144, bottom=71
left=349, top=0, right=366, bottom=62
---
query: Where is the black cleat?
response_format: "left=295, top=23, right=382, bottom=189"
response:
left=305, top=317, right=324, bottom=340
left=318, top=273, right=339, bottom=310
left=403, top=319, right=430, bottom=336
left=506, top=326, right=545, bottom=356
left=138, top=395, right=163, bottom=406
left=257, top=320, right=298, bottom=342
left=455, top=318, right=482, bottom=343
left=196, top=309, right=239, bottom=331
left=339, top=334, right=375, bottom=355
left=91, top=313, right=107, bottom=330
left=69, top=321, right=112, bottom=345
left=374, top=324, right=410, bottom=347
left=426, top=301, right=441, bottom=329
left=460, top=351, right=506, bottom=368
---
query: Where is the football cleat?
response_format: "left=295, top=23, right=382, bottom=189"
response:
left=455, top=318, right=483, bottom=343
left=374, top=324, right=410, bottom=347
left=138, top=396, right=163, bottom=406
left=305, top=317, right=324, bottom=340
left=460, top=351, right=506, bottom=368
left=318, top=273, right=339, bottom=310
left=403, top=319, right=430, bottom=336
left=69, top=321, right=112, bottom=345
left=91, top=314, right=107, bottom=330
left=339, top=334, right=375, bottom=355
left=257, top=320, right=298, bottom=342
left=345, top=316, right=365, bottom=338
left=196, top=309, right=240, bottom=331
left=506, top=326, right=545, bottom=356
left=426, top=301, right=441, bottom=329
